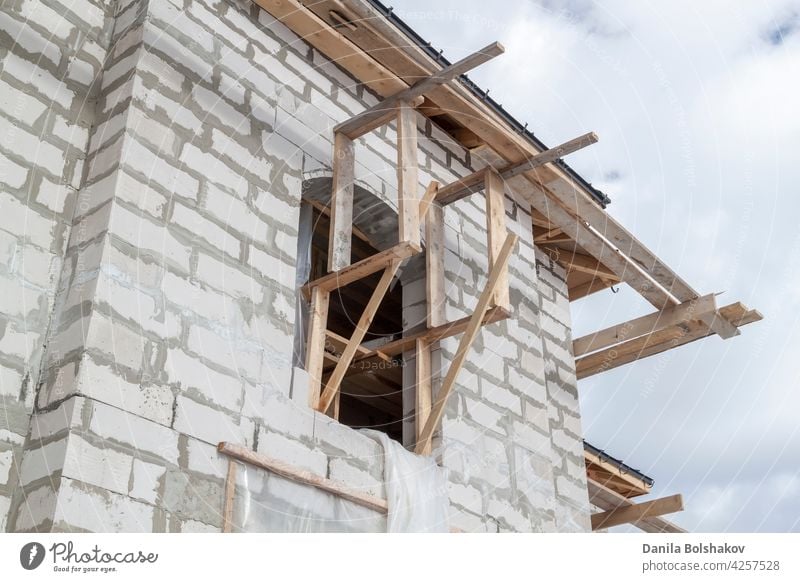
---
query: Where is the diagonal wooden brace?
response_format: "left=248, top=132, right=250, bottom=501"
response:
left=415, top=233, right=518, bottom=454
left=317, top=259, right=402, bottom=414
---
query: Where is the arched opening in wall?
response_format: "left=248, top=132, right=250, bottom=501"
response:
left=296, top=178, right=422, bottom=443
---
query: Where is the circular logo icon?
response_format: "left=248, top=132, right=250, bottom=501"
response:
left=20, top=542, right=46, bottom=570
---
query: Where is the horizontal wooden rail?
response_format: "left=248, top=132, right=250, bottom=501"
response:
left=218, top=442, right=388, bottom=514
left=591, top=493, right=684, bottom=531
left=301, top=240, right=421, bottom=298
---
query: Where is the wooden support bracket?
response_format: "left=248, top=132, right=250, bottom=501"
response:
left=591, top=493, right=684, bottom=531
left=317, top=260, right=402, bottom=413
left=588, top=478, right=686, bottom=533
left=302, top=240, right=421, bottom=298
left=415, top=233, right=518, bottom=454
left=218, top=442, right=388, bottom=514
left=435, top=132, right=598, bottom=206
left=335, top=41, right=505, bottom=139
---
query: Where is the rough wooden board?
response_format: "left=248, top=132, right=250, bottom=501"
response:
left=305, top=287, right=330, bottom=408
left=591, top=494, right=684, bottom=530
left=328, top=132, right=355, bottom=271
left=317, top=260, right=402, bottom=413
left=573, top=294, right=717, bottom=357
left=485, top=168, right=510, bottom=309
left=218, top=442, right=388, bottom=514
left=335, top=42, right=504, bottom=139
left=415, top=338, right=433, bottom=456
left=222, top=459, right=236, bottom=533
left=415, top=233, right=518, bottom=454
left=302, top=240, right=421, bottom=297
left=588, top=478, right=686, bottom=534
left=354, top=305, right=511, bottom=360
left=396, top=100, right=420, bottom=247
left=576, top=303, right=763, bottom=379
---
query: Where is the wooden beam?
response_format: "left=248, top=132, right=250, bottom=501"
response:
left=397, top=100, right=420, bottom=248
left=318, top=260, right=402, bottom=413
left=335, top=41, right=504, bottom=139
left=591, top=494, right=684, bottom=531
left=558, top=251, right=620, bottom=280
left=218, top=442, right=388, bottom=514
left=576, top=302, right=762, bottom=379
left=425, top=189, right=446, bottom=329
left=588, top=478, right=686, bottom=533
left=415, top=233, right=518, bottom=454
left=415, top=338, right=433, bottom=456
left=435, top=133, right=598, bottom=207
left=356, top=306, right=511, bottom=361
left=305, top=287, right=330, bottom=409
left=568, top=277, right=615, bottom=302
left=222, top=459, right=236, bottom=533
left=302, top=240, right=421, bottom=297
left=328, top=132, right=355, bottom=272
left=251, top=0, right=407, bottom=99
left=525, top=182, right=677, bottom=310
left=418, top=180, right=440, bottom=223
left=573, top=294, right=717, bottom=357
left=484, top=168, right=510, bottom=309
left=435, top=167, right=487, bottom=206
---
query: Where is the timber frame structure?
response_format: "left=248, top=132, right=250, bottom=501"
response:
left=239, top=0, right=763, bottom=533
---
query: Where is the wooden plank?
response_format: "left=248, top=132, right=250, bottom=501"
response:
left=435, top=133, right=598, bottom=207
left=418, top=180, right=440, bottom=223
left=573, top=294, right=717, bottom=357
left=698, top=311, right=740, bottom=340
left=324, top=329, right=390, bottom=364
left=222, top=459, right=236, bottom=533
left=305, top=287, right=330, bottom=409
left=335, top=42, right=504, bottom=139
left=592, top=494, right=684, bottom=531
left=484, top=168, right=510, bottom=309
left=396, top=100, right=420, bottom=248
left=328, top=132, right=355, bottom=272
left=588, top=478, right=686, bottom=533
left=218, top=442, right=388, bottom=514
left=568, top=277, right=615, bottom=302
left=576, top=303, right=762, bottom=379
left=251, top=0, right=407, bottom=98
left=524, top=181, right=677, bottom=310
left=415, top=338, right=433, bottom=456
left=435, top=167, right=487, bottom=206
left=425, top=195, right=446, bottom=328
left=356, top=306, right=511, bottom=361
left=302, top=240, right=421, bottom=297
left=558, top=251, right=620, bottom=280
left=415, top=234, right=518, bottom=454
left=317, top=260, right=402, bottom=413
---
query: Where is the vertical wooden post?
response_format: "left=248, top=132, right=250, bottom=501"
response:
left=485, top=168, right=510, bottom=310
left=415, top=338, right=433, bottom=455
left=329, top=132, right=355, bottom=272
left=317, top=260, right=402, bottom=414
left=396, top=100, right=420, bottom=247
left=305, top=287, right=330, bottom=409
left=222, top=459, right=236, bottom=533
left=425, top=189, right=446, bottom=329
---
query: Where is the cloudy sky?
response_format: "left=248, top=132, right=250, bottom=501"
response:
left=393, top=0, right=800, bottom=532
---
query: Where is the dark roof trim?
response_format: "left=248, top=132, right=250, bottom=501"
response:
left=584, top=440, right=655, bottom=487
left=366, top=0, right=611, bottom=207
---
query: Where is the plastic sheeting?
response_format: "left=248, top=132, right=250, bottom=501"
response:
left=231, top=462, right=386, bottom=533
left=231, top=431, right=449, bottom=532
left=362, top=430, right=449, bottom=533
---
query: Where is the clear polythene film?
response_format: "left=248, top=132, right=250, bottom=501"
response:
left=230, top=430, right=449, bottom=533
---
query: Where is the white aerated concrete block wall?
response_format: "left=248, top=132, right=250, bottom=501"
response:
left=1, top=0, right=589, bottom=532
